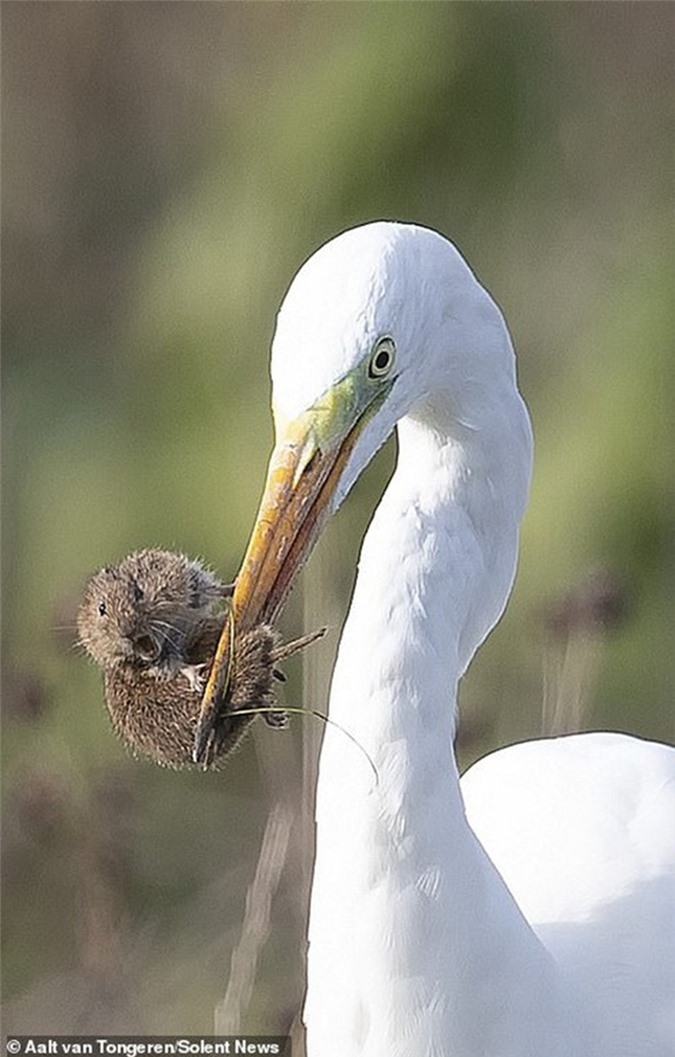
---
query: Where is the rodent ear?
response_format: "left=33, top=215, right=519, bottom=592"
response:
left=188, top=570, right=203, bottom=608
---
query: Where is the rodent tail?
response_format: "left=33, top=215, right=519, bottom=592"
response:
left=271, top=627, right=327, bottom=664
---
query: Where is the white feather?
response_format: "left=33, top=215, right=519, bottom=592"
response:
left=269, top=222, right=674, bottom=1056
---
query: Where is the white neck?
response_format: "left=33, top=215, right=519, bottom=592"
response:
left=305, top=388, right=577, bottom=1056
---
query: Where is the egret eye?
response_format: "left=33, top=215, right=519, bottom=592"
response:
left=368, top=337, right=396, bottom=379
left=98, top=600, right=107, bottom=617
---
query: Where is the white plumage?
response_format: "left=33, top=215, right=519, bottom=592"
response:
left=260, top=222, right=675, bottom=1055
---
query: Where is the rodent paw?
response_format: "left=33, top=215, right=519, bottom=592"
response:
left=181, top=663, right=207, bottom=694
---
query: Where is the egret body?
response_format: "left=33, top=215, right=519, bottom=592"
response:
left=202, top=222, right=674, bottom=1056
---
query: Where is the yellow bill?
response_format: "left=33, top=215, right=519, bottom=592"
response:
left=194, top=360, right=394, bottom=763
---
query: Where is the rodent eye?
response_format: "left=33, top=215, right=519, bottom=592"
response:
left=368, top=337, right=396, bottom=379
left=98, top=600, right=107, bottom=617
left=132, top=581, right=144, bottom=603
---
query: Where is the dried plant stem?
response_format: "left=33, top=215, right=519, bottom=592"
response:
left=542, top=633, right=602, bottom=735
left=214, top=800, right=293, bottom=1034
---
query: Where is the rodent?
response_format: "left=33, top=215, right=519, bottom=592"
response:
left=77, top=548, right=232, bottom=684
left=77, top=548, right=322, bottom=768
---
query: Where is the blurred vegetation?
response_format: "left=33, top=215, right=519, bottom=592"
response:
left=2, top=0, right=673, bottom=1040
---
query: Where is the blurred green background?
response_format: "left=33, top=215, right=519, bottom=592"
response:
left=2, top=0, right=673, bottom=1041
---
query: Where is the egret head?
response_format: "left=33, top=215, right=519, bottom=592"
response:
left=195, top=222, right=528, bottom=758
left=270, top=221, right=518, bottom=505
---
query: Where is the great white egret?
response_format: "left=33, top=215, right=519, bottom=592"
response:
left=200, top=222, right=674, bottom=1055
